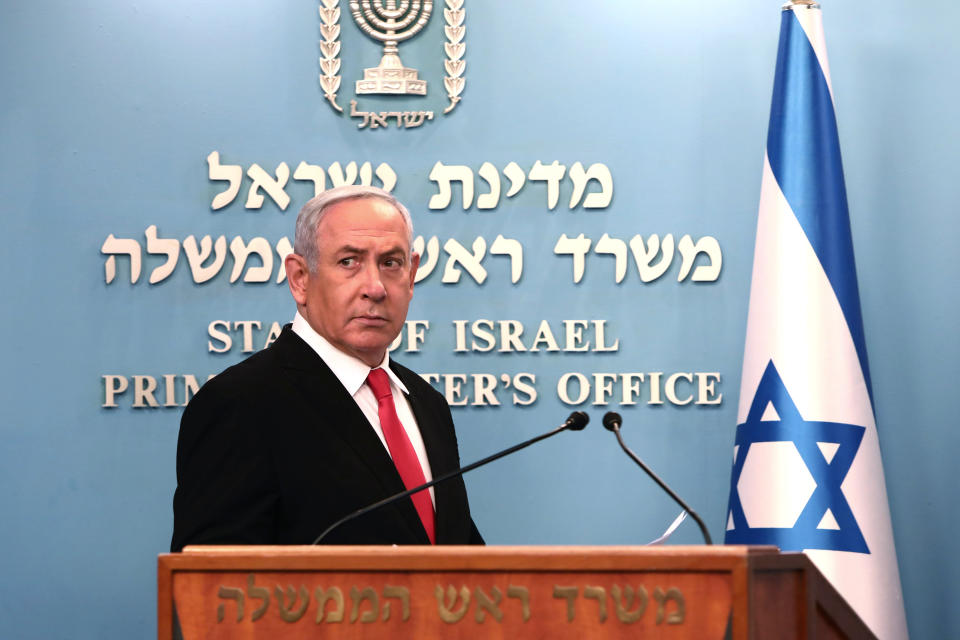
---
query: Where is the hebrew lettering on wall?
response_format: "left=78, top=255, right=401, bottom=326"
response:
left=427, top=160, right=613, bottom=211
left=349, top=101, right=435, bottom=130
left=102, top=230, right=719, bottom=286
left=206, top=152, right=398, bottom=210
left=555, top=233, right=722, bottom=284
left=102, top=231, right=536, bottom=286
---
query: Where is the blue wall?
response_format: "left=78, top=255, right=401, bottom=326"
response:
left=1, top=1, right=956, bottom=637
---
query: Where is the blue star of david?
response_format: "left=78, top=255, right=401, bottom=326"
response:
left=725, top=360, right=868, bottom=553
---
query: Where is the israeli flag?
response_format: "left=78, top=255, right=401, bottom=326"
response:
left=724, top=4, right=908, bottom=638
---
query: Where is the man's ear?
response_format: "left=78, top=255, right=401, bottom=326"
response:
left=408, top=252, right=420, bottom=289
left=285, top=253, right=310, bottom=305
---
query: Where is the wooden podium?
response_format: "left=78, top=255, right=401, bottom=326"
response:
left=158, top=545, right=876, bottom=639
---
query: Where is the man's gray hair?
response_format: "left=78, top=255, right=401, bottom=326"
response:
left=293, top=185, right=414, bottom=271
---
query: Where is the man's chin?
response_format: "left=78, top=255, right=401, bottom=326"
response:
left=342, top=331, right=398, bottom=364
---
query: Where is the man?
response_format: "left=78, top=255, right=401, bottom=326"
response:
left=171, top=186, right=483, bottom=550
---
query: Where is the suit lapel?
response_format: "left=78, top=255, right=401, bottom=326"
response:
left=272, top=327, right=429, bottom=543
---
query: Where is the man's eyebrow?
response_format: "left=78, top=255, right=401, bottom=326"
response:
left=333, top=244, right=407, bottom=257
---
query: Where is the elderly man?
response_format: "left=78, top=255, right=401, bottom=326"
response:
left=171, top=186, right=483, bottom=550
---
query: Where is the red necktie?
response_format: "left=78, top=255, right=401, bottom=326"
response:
left=366, top=368, right=436, bottom=544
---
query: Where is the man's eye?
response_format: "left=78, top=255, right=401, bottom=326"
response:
left=339, top=257, right=356, bottom=267
left=383, top=257, right=404, bottom=268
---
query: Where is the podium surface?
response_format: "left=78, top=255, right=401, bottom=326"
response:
left=159, top=545, right=875, bottom=639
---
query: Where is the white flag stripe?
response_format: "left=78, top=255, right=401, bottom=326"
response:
left=738, top=156, right=871, bottom=428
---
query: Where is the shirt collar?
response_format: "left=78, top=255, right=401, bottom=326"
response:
left=291, top=311, right=409, bottom=396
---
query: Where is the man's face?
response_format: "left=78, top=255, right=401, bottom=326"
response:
left=287, top=197, right=419, bottom=367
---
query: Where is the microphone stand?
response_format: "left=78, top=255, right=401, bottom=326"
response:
left=604, top=412, right=712, bottom=545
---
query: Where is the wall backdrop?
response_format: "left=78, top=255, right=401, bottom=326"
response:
left=1, top=1, right=956, bottom=638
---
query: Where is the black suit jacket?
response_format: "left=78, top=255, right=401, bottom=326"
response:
left=171, top=326, right=482, bottom=551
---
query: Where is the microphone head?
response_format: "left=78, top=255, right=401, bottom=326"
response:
left=602, top=411, right=622, bottom=431
left=565, top=411, right=589, bottom=431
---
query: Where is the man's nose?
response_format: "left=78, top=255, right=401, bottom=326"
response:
left=360, top=263, right=387, bottom=300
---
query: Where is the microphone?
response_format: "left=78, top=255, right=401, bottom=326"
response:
left=602, top=411, right=713, bottom=545
left=312, top=411, right=589, bottom=544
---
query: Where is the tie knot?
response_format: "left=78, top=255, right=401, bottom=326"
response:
left=366, top=368, right=393, bottom=401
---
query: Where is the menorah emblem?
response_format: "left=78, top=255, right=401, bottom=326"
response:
left=349, top=1, right=433, bottom=95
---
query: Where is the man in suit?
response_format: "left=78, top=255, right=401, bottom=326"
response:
left=171, top=186, right=483, bottom=550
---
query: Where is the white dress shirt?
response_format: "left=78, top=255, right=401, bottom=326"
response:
left=291, top=312, right=435, bottom=506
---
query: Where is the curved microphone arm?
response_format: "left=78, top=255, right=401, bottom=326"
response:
left=605, top=413, right=713, bottom=545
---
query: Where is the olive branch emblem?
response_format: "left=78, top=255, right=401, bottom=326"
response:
left=318, top=0, right=343, bottom=112
left=442, top=0, right=465, bottom=113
